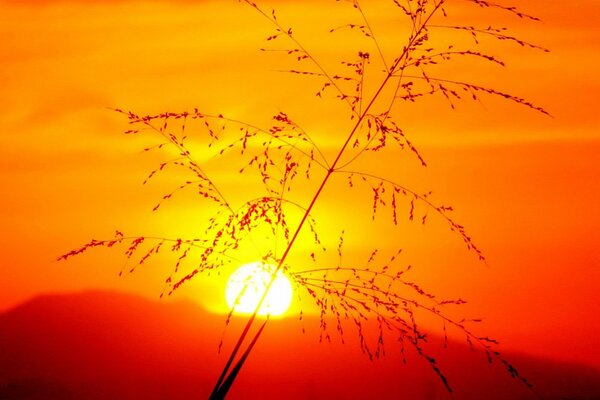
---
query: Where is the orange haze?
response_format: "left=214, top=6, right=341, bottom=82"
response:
left=0, top=0, right=599, bottom=377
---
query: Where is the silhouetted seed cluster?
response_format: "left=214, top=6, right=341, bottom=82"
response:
left=61, top=0, right=547, bottom=394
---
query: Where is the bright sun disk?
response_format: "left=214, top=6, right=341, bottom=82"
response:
left=225, top=261, right=292, bottom=317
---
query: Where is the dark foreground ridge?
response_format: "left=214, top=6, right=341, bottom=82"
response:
left=1, top=290, right=599, bottom=400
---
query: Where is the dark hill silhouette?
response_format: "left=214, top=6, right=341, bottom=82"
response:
left=0, top=290, right=599, bottom=400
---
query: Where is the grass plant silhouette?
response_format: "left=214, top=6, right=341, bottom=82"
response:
left=60, top=0, right=549, bottom=398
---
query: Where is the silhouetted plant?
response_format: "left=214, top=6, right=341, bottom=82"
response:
left=60, top=0, right=548, bottom=398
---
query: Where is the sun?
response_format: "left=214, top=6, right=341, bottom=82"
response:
left=225, top=261, right=293, bottom=317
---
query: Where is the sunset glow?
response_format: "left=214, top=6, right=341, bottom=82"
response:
left=0, top=0, right=599, bottom=398
left=225, top=262, right=292, bottom=317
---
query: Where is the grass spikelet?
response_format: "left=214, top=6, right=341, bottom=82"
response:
left=62, top=1, right=549, bottom=398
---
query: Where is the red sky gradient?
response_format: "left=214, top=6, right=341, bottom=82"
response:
left=1, top=0, right=599, bottom=380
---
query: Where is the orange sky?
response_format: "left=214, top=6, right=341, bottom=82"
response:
left=1, top=0, right=599, bottom=371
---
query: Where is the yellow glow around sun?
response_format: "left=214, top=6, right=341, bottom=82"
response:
left=225, top=262, right=293, bottom=317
